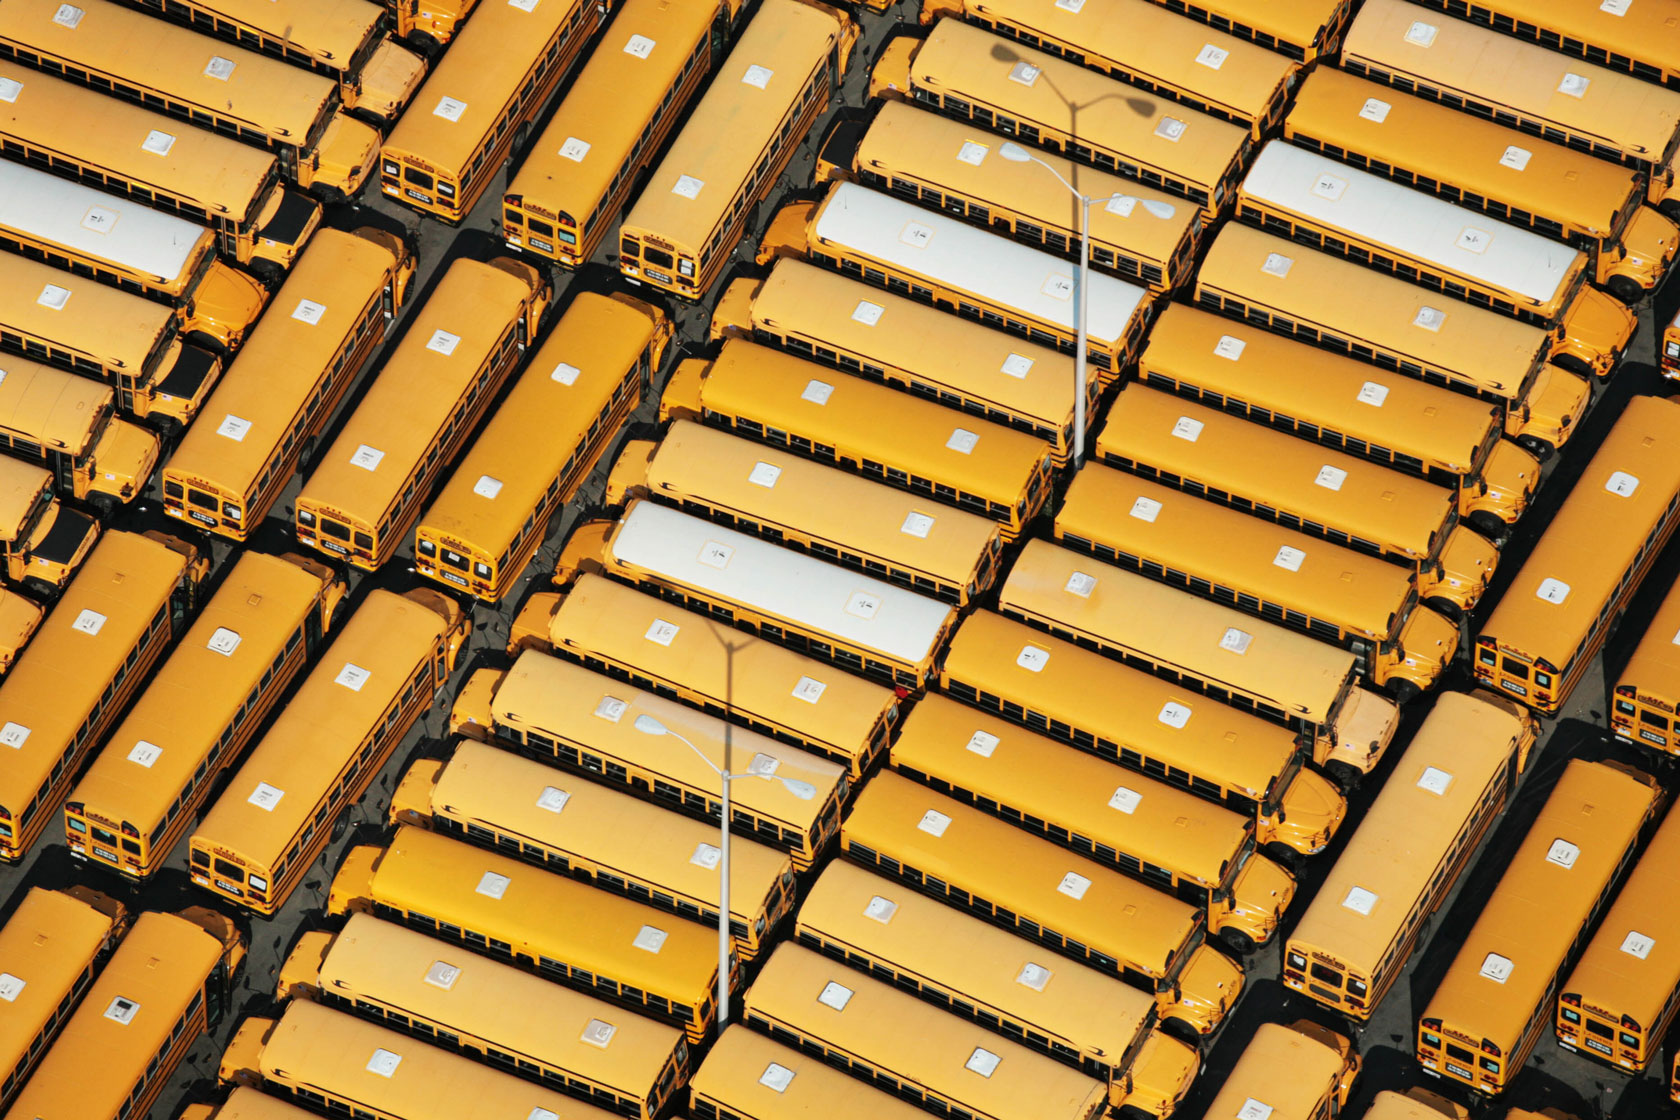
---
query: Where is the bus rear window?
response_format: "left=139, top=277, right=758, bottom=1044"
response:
left=643, top=246, right=675, bottom=270
left=1501, top=657, right=1530, bottom=679
left=1641, top=710, right=1670, bottom=731
left=321, top=520, right=351, bottom=542
left=188, top=490, right=218, bottom=512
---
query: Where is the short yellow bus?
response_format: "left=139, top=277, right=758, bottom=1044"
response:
left=280, top=912, right=690, bottom=1120
left=1140, top=0, right=1354, bottom=62
left=1412, top=0, right=1680, bottom=90
left=1283, top=691, right=1536, bottom=1020
left=922, top=0, right=1299, bottom=137
left=1558, top=805, right=1680, bottom=1072
left=870, top=18, right=1251, bottom=217
left=0, top=590, right=42, bottom=677
left=329, top=825, right=736, bottom=1044
left=390, top=739, right=797, bottom=962
left=1418, top=759, right=1661, bottom=1095
left=689, top=1026, right=934, bottom=1120
left=504, top=0, right=741, bottom=266
left=941, top=609, right=1348, bottom=859
left=0, top=886, right=126, bottom=1112
left=219, top=1001, right=618, bottom=1120
left=295, top=255, right=550, bottom=571
left=0, top=355, right=158, bottom=513
left=0, top=529, right=205, bottom=862
left=619, top=0, right=855, bottom=299
left=63, top=550, right=346, bottom=880
left=1202, top=1020, right=1360, bottom=1120
left=1285, top=67, right=1677, bottom=305
left=1612, top=579, right=1680, bottom=754
left=0, top=0, right=378, bottom=198
left=1473, top=396, right=1680, bottom=715
left=4, top=907, right=244, bottom=1120
left=827, top=100, right=1203, bottom=294
left=379, top=0, right=605, bottom=223
left=187, top=588, right=469, bottom=915
left=1095, top=381, right=1498, bottom=618
left=457, top=647, right=850, bottom=870
left=712, top=261, right=1088, bottom=465
left=1194, top=222, right=1589, bottom=460
left=611, top=421, right=1004, bottom=606
left=892, top=693, right=1293, bottom=953
left=381, top=0, right=477, bottom=47
left=414, top=290, right=671, bottom=602
left=663, top=339, right=1054, bottom=538
left=0, top=59, right=322, bottom=274
left=840, top=772, right=1243, bottom=1036
left=0, top=457, right=98, bottom=599
left=163, top=226, right=416, bottom=543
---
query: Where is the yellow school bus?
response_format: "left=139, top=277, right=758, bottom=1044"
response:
left=1612, top=579, right=1680, bottom=754
left=1411, top=0, right=1680, bottom=89
left=1417, top=759, right=1662, bottom=1095
left=0, top=355, right=158, bottom=513
left=1140, top=0, right=1355, bottom=61
left=690, top=1027, right=935, bottom=1120
left=177, top=1087, right=327, bottom=1120
left=1364, top=1088, right=1473, bottom=1120
left=619, top=0, right=855, bottom=299
left=1203, top=1020, right=1359, bottom=1120
left=0, top=457, right=98, bottom=598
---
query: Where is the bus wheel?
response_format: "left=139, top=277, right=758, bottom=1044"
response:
left=1551, top=352, right=1591, bottom=376
left=21, top=577, right=59, bottom=603
left=1385, top=678, right=1421, bottom=706
left=1607, top=275, right=1644, bottom=305
left=1218, top=928, right=1257, bottom=957
left=1263, top=842, right=1305, bottom=873
left=1422, top=596, right=1462, bottom=622
left=1159, top=1015, right=1202, bottom=1048
left=1514, top=434, right=1555, bottom=462
left=86, top=492, right=120, bottom=520
left=1465, top=509, right=1506, bottom=541
left=1325, top=761, right=1363, bottom=794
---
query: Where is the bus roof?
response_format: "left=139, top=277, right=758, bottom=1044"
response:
left=1342, top=0, right=1680, bottom=168
left=1286, top=67, right=1642, bottom=242
left=0, top=354, right=117, bottom=457
left=692, top=1025, right=932, bottom=1119
left=744, top=942, right=1107, bottom=1119
left=0, top=249, right=175, bottom=375
left=0, top=887, right=122, bottom=1091
left=68, top=552, right=327, bottom=832
left=175, top=0, right=384, bottom=70
left=1618, top=579, right=1680, bottom=710
left=1140, top=0, right=1350, bottom=58
left=1202, top=1022, right=1349, bottom=1119
left=385, top=0, right=582, bottom=170
left=810, top=181, right=1146, bottom=349
left=0, top=60, right=277, bottom=223
left=0, top=456, right=49, bottom=537
left=1479, top=396, right=1680, bottom=670
left=624, top=0, right=846, bottom=253
left=1362, top=1088, right=1469, bottom=1120
left=605, top=500, right=956, bottom=668
left=196, top=1087, right=322, bottom=1120
left=844, top=770, right=1203, bottom=978
left=193, top=590, right=450, bottom=863
left=908, top=18, right=1249, bottom=202
left=1423, top=760, right=1660, bottom=1048
left=943, top=610, right=1303, bottom=805
left=1289, top=691, right=1529, bottom=979
left=1057, top=465, right=1414, bottom=641
left=300, top=257, right=534, bottom=521
left=1446, top=0, right=1680, bottom=83
left=745, top=258, right=1079, bottom=437
left=1195, top=223, right=1549, bottom=400
left=1095, top=383, right=1456, bottom=561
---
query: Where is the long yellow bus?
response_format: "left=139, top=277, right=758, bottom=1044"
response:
left=414, top=290, right=671, bottom=602
left=1057, top=465, right=1458, bottom=702
left=766, top=181, right=1153, bottom=381
left=1612, top=579, right=1680, bottom=754
left=0, top=0, right=378, bottom=198
left=744, top=943, right=1108, bottom=1120
left=380, top=0, right=605, bottom=223
left=870, top=18, right=1251, bottom=217
left=178, top=1087, right=330, bottom=1120
left=1202, top=1020, right=1359, bottom=1120
left=1415, top=0, right=1680, bottom=87
left=1341, top=0, right=1680, bottom=217
left=711, top=260, right=1091, bottom=465
left=0, top=59, right=322, bottom=274
left=1137, top=301, right=1538, bottom=535
left=0, top=457, right=98, bottom=599
left=456, top=648, right=850, bottom=870
left=510, top=572, right=900, bottom=778
left=1418, top=759, right=1661, bottom=1095
left=1285, top=66, right=1677, bottom=305
left=1140, top=0, right=1354, bottom=61
left=620, top=0, right=854, bottom=299
left=504, top=0, right=740, bottom=266
left=1235, top=140, right=1634, bottom=380
left=663, top=340, right=1053, bottom=539
left=163, top=227, right=416, bottom=543
left=1283, top=691, right=1536, bottom=1020
left=63, top=551, right=345, bottom=880
left=0, top=355, right=158, bottom=513
left=922, top=0, right=1298, bottom=137
left=1363, top=1088, right=1474, bottom=1120
left=688, top=1026, right=934, bottom=1120
left=794, top=861, right=1197, bottom=1117
left=390, top=740, right=796, bottom=962
left=1473, top=396, right=1680, bottom=715
left=892, top=693, right=1293, bottom=953
left=0, top=529, right=204, bottom=862
left=187, top=588, right=469, bottom=915
left=0, top=886, right=126, bottom=1112
left=280, top=912, right=690, bottom=1120
left=827, top=100, right=1203, bottom=294
left=329, top=825, right=736, bottom=1044
left=295, top=255, right=550, bottom=571
left=1095, top=382, right=1497, bottom=619
left=4, top=908, right=244, bottom=1120
left=611, top=421, right=1004, bottom=606
left=219, top=1001, right=618, bottom=1120
left=941, top=610, right=1348, bottom=860
left=1557, top=805, right=1680, bottom=1072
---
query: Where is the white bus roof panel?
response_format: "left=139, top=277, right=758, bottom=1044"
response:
left=0, top=159, right=206, bottom=285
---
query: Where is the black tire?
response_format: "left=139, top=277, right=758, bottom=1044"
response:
left=1325, top=760, right=1363, bottom=794
left=1607, top=274, right=1644, bottom=305
left=1219, top=928, right=1257, bottom=957
left=1465, top=509, right=1507, bottom=542
left=1515, top=434, right=1555, bottom=462
left=1551, top=352, right=1592, bottom=376
left=1423, top=595, right=1462, bottom=622
left=1263, top=841, right=1305, bottom=873
left=1386, top=678, right=1422, bottom=706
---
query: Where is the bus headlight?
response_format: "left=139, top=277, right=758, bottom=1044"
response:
left=223, top=502, right=241, bottom=521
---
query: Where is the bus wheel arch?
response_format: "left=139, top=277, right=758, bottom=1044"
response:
left=1384, top=678, right=1422, bottom=706
left=1606, top=274, right=1644, bottom=305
